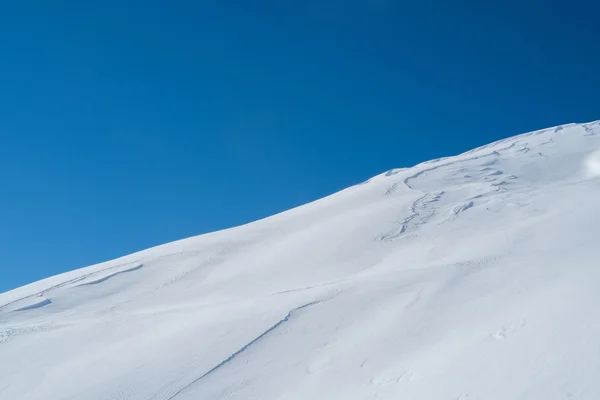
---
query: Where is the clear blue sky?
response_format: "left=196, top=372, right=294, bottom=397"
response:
left=1, top=1, right=598, bottom=292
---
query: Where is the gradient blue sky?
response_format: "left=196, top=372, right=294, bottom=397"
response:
left=1, top=0, right=598, bottom=292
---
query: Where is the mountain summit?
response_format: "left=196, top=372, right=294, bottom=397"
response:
left=2, top=121, right=600, bottom=400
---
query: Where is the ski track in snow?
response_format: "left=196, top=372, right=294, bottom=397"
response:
left=380, top=141, right=521, bottom=240
left=165, top=301, right=320, bottom=399
left=380, top=191, right=444, bottom=240
left=402, top=141, right=517, bottom=190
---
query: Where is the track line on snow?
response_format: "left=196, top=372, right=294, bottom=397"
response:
left=165, top=301, right=319, bottom=399
left=402, top=142, right=517, bottom=190
left=381, top=191, right=444, bottom=240
left=379, top=141, right=519, bottom=240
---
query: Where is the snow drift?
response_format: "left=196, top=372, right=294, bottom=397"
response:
left=1, top=120, right=600, bottom=400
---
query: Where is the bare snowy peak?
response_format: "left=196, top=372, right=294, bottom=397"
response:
left=2, top=121, right=600, bottom=400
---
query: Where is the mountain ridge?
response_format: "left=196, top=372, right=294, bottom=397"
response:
left=2, top=120, right=600, bottom=400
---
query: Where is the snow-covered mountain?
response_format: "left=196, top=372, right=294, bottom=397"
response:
left=2, top=121, right=600, bottom=400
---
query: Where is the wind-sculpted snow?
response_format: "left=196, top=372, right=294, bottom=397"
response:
left=2, top=121, right=600, bottom=400
left=74, top=264, right=143, bottom=287
left=12, top=297, right=52, bottom=312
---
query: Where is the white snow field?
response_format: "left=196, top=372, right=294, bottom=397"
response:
left=2, top=121, right=600, bottom=400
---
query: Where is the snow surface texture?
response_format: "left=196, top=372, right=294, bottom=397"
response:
left=2, top=121, right=600, bottom=400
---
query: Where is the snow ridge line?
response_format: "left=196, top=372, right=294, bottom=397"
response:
left=166, top=300, right=320, bottom=399
left=75, top=264, right=144, bottom=287
left=0, top=262, right=143, bottom=310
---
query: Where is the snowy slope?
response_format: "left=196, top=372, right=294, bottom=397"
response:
left=2, top=121, right=600, bottom=400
